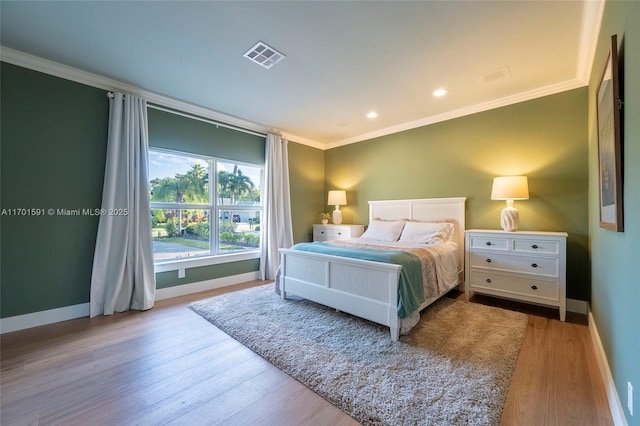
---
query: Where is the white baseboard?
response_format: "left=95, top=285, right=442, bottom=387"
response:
left=0, top=303, right=90, bottom=334
left=0, top=271, right=261, bottom=334
left=155, top=271, right=261, bottom=300
left=589, top=310, right=629, bottom=426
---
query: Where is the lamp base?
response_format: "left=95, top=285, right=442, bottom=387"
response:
left=332, top=208, right=343, bottom=225
left=500, top=206, right=520, bottom=232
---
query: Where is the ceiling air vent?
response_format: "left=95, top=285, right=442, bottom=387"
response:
left=479, top=66, right=512, bottom=84
left=243, top=41, right=286, bottom=69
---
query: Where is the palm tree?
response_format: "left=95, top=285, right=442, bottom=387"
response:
left=185, top=164, right=208, bottom=203
left=229, top=166, right=254, bottom=204
left=149, top=175, right=188, bottom=203
left=218, top=165, right=254, bottom=205
left=150, top=165, right=208, bottom=234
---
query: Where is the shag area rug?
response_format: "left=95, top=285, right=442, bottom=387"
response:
left=189, top=285, right=527, bottom=425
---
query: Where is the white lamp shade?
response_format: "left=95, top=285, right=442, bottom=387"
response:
left=491, top=176, right=528, bottom=232
left=327, top=190, right=347, bottom=206
left=491, top=176, right=529, bottom=200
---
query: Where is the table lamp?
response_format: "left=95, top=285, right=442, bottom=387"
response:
left=491, top=176, right=529, bottom=232
left=327, top=190, right=347, bottom=225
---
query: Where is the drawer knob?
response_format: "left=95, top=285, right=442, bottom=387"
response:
left=321, top=231, right=325, bottom=234
left=531, top=263, right=538, bottom=268
left=486, top=241, right=492, bottom=246
left=485, top=278, right=492, bottom=283
left=338, top=232, right=342, bottom=235
left=531, top=285, right=538, bottom=290
left=486, top=258, right=492, bottom=263
left=532, top=244, right=539, bottom=249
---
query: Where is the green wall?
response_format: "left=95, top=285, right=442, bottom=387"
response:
left=0, top=63, right=269, bottom=313
left=325, top=88, right=589, bottom=300
left=155, top=259, right=260, bottom=289
left=1, top=62, right=108, bottom=318
left=288, top=141, right=325, bottom=243
left=589, top=1, right=640, bottom=423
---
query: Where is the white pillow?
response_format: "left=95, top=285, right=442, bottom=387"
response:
left=428, top=221, right=456, bottom=242
left=361, top=219, right=406, bottom=242
left=398, top=221, right=454, bottom=244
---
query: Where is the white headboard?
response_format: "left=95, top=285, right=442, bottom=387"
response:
left=368, top=197, right=467, bottom=270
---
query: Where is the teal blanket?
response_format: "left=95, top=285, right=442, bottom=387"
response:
left=290, top=242, right=424, bottom=318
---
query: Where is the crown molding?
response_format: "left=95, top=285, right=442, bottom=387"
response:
left=575, top=0, right=606, bottom=83
left=2, top=0, right=604, bottom=154
left=325, top=0, right=604, bottom=150
left=326, top=77, right=586, bottom=149
left=280, top=131, right=327, bottom=150
left=0, top=46, right=319, bottom=143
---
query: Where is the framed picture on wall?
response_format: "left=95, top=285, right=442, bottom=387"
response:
left=596, top=34, right=623, bottom=232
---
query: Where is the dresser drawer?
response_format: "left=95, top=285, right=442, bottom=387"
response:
left=468, top=236, right=509, bottom=251
left=469, top=252, right=559, bottom=278
left=465, top=230, right=568, bottom=321
left=469, top=271, right=559, bottom=302
left=512, top=238, right=560, bottom=255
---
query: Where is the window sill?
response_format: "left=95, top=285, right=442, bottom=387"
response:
left=154, top=250, right=260, bottom=273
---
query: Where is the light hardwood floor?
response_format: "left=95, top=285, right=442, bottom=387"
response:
left=1, top=281, right=612, bottom=426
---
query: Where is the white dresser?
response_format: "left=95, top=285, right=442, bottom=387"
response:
left=465, top=229, right=568, bottom=321
left=313, top=224, right=364, bottom=242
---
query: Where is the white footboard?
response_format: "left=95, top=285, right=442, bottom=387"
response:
left=279, top=248, right=403, bottom=340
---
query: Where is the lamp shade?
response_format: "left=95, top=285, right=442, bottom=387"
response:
left=491, top=176, right=529, bottom=200
left=328, top=190, right=347, bottom=206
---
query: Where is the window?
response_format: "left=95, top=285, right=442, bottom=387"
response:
left=149, top=149, right=263, bottom=263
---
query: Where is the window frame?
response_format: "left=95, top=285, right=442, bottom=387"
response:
left=149, top=147, right=263, bottom=270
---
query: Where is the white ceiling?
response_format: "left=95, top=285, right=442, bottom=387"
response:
left=0, top=1, right=601, bottom=148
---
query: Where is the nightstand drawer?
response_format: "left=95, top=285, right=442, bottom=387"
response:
left=512, top=239, right=560, bottom=255
left=313, top=224, right=364, bottom=242
left=469, top=271, right=559, bottom=302
left=469, top=236, right=509, bottom=251
left=469, top=252, right=559, bottom=278
left=314, top=228, right=348, bottom=240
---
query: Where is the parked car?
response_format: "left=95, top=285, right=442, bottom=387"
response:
left=232, top=214, right=241, bottom=223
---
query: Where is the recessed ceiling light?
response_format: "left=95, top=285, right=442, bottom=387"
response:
left=432, top=88, right=448, bottom=97
left=366, top=111, right=378, bottom=119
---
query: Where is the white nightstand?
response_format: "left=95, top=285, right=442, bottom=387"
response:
left=313, top=224, right=364, bottom=242
left=465, top=229, right=568, bottom=321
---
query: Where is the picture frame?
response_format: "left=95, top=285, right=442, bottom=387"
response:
left=596, top=34, right=623, bottom=232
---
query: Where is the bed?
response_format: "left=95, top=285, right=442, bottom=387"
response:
left=278, top=197, right=466, bottom=340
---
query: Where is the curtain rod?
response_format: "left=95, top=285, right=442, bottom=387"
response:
left=107, top=91, right=267, bottom=139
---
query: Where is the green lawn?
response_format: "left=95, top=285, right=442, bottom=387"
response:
left=153, top=236, right=209, bottom=249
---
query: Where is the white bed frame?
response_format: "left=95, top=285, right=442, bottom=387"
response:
left=278, top=197, right=466, bottom=340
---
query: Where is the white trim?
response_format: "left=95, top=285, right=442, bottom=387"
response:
left=0, top=46, right=314, bottom=147
left=323, top=0, right=604, bottom=149
left=589, top=310, right=629, bottom=426
left=0, top=271, right=261, bottom=334
left=1, top=0, right=604, bottom=154
left=575, top=0, right=606, bottom=83
left=327, top=78, right=585, bottom=149
left=154, top=251, right=260, bottom=273
left=0, top=303, right=90, bottom=334
left=280, top=131, right=327, bottom=150
left=155, top=271, right=261, bottom=300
